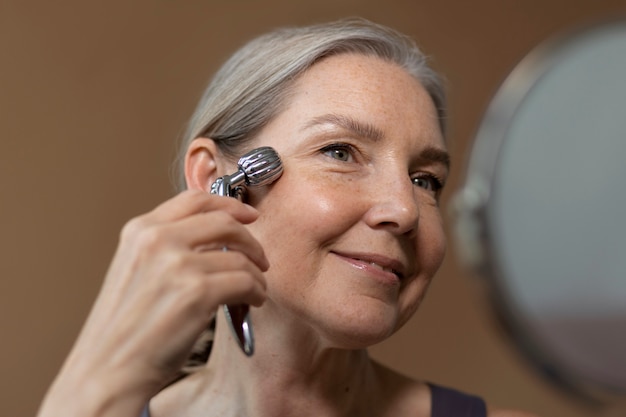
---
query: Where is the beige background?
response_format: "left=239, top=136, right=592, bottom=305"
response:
left=2, top=1, right=625, bottom=416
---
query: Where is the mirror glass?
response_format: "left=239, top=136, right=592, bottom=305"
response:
left=455, top=20, right=626, bottom=401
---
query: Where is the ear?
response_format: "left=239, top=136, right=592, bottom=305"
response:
left=184, top=138, right=223, bottom=192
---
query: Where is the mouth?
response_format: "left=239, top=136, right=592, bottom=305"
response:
left=331, top=251, right=407, bottom=281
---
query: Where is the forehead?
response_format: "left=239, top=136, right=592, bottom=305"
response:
left=283, top=53, right=444, bottom=147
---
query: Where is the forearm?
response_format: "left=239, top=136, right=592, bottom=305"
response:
left=36, top=323, right=163, bottom=417
left=37, top=363, right=150, bottom=417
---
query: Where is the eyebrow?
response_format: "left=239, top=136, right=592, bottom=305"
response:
left=303, top=113, right=450, bottom=171
left=302, top=113, right=384, bottom=141
left=420, top=146, right=451, bottom=171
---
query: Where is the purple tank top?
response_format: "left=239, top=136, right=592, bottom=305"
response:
left=428, top=383, right=487, bottom=417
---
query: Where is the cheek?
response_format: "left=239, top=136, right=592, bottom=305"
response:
left=418, top=203, right=447, bottom=267
left=254, top=170, right=361, bottom=237
left=249, top=175, right=367, bottom=317
left=247, top=172, right=363, bottom=281
left=397, top=208, right=447, bottom=323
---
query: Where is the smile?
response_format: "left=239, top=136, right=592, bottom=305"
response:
left=331, top=251, right=406, bottom=281
left=355, top=259, right=400, bottom=277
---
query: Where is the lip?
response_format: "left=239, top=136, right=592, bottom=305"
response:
left=331, top=251, right=407, bottom=282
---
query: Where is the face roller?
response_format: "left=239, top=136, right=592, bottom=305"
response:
left=210, top=146, right=283, bottom=356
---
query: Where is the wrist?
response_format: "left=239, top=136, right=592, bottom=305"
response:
left=37, top=365, right=153, bottom=417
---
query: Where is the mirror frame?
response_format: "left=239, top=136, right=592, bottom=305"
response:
left=453, top=18, right=626, bottom=405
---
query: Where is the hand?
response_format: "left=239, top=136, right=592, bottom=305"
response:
left=38, top=190, right=268, bottom=416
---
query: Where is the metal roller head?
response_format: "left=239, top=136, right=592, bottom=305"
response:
left=237, top=146, right=283, bottom=187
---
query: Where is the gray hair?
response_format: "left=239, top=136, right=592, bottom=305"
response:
left=174, top=18, right=446, bottom=191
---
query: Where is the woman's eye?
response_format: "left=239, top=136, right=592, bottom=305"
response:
left=321, top=144, right=354, bottom=162
left=412, top=174, right=443, bottom=194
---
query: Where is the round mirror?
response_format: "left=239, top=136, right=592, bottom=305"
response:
left=454, top=19, right=626, bottom=405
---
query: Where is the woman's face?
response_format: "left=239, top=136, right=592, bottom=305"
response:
left=245, top=53, right=448, bottom=348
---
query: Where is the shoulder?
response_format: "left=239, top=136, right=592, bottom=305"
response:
left=370, top=361, right=431, bottom=416
left=371, top=361, right=487, bottom=417
left=370, top=361, right=539, bottom=417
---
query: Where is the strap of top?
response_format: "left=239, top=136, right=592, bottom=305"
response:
left=429, top=383, right=487, bottom=417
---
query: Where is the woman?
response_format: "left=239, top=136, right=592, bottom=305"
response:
left=37, top=18, right=534, bottom=417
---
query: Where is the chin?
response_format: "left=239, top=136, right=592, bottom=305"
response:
left=316, top=306, right=400, bottom=350
left=322, top=326, right=395, bottom=350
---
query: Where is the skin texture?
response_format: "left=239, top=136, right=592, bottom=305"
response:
left=237, top=52, right=449, bottom=350
left=37, top=53, right=537, bottom=417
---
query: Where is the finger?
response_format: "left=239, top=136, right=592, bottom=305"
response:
left=163, top=211, right=269, bottom=271
left=194, top=250, right=268, bottom=292
left=151, top=250, right=267, bottom=311
left=202, top=270, right=268, bottom=307
left=147, top=190, right=259, bottom=225
left=174, top=255, right=267, bottom=310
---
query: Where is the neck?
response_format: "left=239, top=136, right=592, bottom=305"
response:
left=154, top=306, right=387, bottom=417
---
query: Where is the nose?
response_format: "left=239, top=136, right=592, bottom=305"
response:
left=363, top=173, right=420, bottom=236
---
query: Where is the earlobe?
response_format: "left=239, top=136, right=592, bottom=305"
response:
left=184, top=138, right=221, bottom=192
